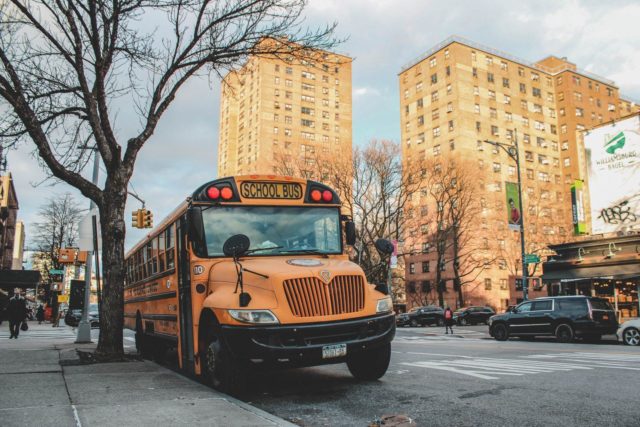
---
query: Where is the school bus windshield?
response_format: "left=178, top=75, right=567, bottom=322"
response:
left=201, top=205, right=342, bottom=256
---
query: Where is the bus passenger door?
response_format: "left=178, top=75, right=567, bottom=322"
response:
left=177, top=216, right=194, bottom=375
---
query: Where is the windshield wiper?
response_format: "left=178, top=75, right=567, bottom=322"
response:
left=278, top=248, right=329, bottom=257
left=246, top=246, right=283, bottom=254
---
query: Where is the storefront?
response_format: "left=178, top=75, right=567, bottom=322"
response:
left=542, top=235, right=640, bottom=321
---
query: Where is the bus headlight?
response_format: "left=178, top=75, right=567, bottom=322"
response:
left=376, top=297, right=393, bottom=314
left=228, top=309, right=279, bottom=324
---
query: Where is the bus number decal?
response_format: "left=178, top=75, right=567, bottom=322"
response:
left=193, top=265, right=205, bottom=275
left=240, top=182, right=302, bottom=200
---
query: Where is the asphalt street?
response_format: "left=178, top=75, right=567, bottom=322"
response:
left=244, top=325, right=640, bottom=427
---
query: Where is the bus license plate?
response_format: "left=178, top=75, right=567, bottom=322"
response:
left=322, top=344, right=347, bottom=359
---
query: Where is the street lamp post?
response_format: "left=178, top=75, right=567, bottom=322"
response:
left=485, top=132, right=529, bottom=301
left=76, top=148, right=99, bottom=343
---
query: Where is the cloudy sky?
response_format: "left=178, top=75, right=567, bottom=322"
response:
left=6, top=0, right=640, bottom=253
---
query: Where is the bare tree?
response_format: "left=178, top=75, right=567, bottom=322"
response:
left=32, top=193, right=83, bottom=263
left=0, top=0, right=338, bottom=358
left=276, top=140, right=421, bottom=298
left=414, top=155, right=494, bottom=308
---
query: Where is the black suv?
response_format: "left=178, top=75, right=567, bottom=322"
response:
left=454, top=306, right=495, bottom=326
left=489, top=296, right=617, bottom=343
left=406, top=306, right=444, bottom=327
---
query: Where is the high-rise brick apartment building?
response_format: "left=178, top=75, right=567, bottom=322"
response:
left=217, top=41, right=352, bottom=177
left=399, top=36, right=639, bottom=311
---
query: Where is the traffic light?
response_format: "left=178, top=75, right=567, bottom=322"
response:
left=143, top=209, right=153, bottom=228
left=131, top=209, right=144, bottom=228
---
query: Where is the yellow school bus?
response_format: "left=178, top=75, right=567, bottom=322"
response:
left=124, top=175, right=395, bottom=395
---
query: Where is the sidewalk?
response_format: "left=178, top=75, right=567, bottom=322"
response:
left=0, top=321, right=295, bottom=427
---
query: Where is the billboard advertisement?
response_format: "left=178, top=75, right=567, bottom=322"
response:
left=570, top=180, right=586, bottom=235
left=585, top=115, right=640, bottom=234
left=505, top=182, right=522, bottom=231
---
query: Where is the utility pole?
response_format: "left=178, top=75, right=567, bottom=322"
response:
left=485, top=130, right=528, bottom=301
left=76, top=148, right=99, bottom=343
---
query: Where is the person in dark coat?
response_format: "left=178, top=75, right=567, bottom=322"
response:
left=36, top=304, right=45, bottom=324
left=444, top=306, right=454, bottom=335
left=7, top=288, right=28, bottom=339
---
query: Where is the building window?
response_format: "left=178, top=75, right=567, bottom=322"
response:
left=485, top=278, right=492, bottom=290
left=431, top=73, right=438, bottom=84
left=409, top=263, right=415, bottom=274
left=433, top=144, right=441, bottom=155
left=433, top=127, right=441, bottom=138
left=500, top=279, right=508, bottom=290
left=473, top=86, right=479, bottom=96
left=502, top=77, right=510, bottom=88
left=474, top=104, right=480, bottom=114
left=532, top=87, right=541, bottom=97
left=422, top=261, right=430, bottom=273
left=431, top=91, right=439, bottom=101
left=487, top=72, right=494, bottom=83
left=493, top=162, right=501, bottom=173
left=448, top=120, right=454, bottom=131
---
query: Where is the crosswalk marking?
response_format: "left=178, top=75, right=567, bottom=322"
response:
left=398, top=350, right=639, bottom=380
left=0, top=327, right=77, bottom=339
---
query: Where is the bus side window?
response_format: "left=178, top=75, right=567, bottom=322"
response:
left=158, top=232, right=166, bottom=272
left=166, top=224, right=175, bottom=269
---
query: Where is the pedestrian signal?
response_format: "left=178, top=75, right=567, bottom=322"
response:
left=143, top=209, right=153, bottom=228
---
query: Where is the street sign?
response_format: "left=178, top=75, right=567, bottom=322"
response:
left=49, top=269, right=64, bottom=275
left=524, top=254, right=540, bottom=264
left=57, top=294, right=69, bottom=303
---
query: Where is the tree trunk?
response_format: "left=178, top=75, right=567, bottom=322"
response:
left=436, top=265, right=444, bottom=307
left=95, top=184, right=127, bottom=358
left=455, top=278, right=463, bottom=308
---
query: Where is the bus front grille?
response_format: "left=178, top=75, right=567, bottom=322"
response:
left=283, top=275, right=365, bottom=317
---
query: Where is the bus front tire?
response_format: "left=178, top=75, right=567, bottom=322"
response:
left=347, top=343, right=391, bottom=381
left=202, top=334, right=248, bottom=397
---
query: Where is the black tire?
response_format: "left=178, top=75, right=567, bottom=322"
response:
left=555, top=323, right=574, bottom=343
left=437, top=318, right=444, bottom=327
left=491, top=323, right=509, bottom=341
left=347, top=343, right=391, bottom=381
left=202, top=329, right=248, bottom=397
left=623, top=327, right=640, bottom=346
left=460, top=318, right=468, bottom=326
left=484, top=319, right=489, bottom=326
left=135, top=315, right=153, bottom=360
left=410, top=319, right=419, bottom=327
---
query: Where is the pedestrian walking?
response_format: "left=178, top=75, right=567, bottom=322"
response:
left=36, top=304, right=45, bottom=324
left=7, top=288, right=28, bottom=339
left=444, top=306, right=454, bottom=335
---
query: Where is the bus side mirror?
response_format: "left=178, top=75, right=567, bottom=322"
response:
left=345, top=221, right=356, bottom=246
left=187, top=207, right=206, bottom=256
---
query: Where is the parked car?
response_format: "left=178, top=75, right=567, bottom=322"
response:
left=454, top=306, right=495, bottom=326
left=65, top=303, right=99, bottom=328
left=407, top=306, right=444, bottom=327
left=617, top=319, right=640, bottom=346
left=396, top=313, right=411, bottom=327
left=488, top=296, right=617, bottom=343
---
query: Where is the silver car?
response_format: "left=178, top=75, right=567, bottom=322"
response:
left=617, top=319, right=640, bottom=346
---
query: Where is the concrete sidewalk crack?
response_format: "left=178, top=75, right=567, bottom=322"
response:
left=58, top=347, right=83, bottom=427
